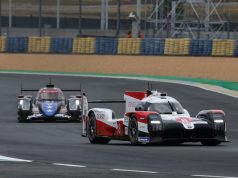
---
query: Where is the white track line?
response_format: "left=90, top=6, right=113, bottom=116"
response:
left=192, top=175, right=238, bottom=178
left=111, top=168, right=158, bottom=174
left=53, top=163, right=86, bottom=168
left=0, top=155, right=32, bottom=162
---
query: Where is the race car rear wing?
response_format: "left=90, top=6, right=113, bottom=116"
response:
left=87, top=91, right=148, bottom=113
left=88, top=100, right=125, bottom=104
left=124, top=91, right=148, bottom=113
left=20, top=83, right=82, bottom=94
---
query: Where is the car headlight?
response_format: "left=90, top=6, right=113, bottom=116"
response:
left=68, top=99, right=80, bottom=111
left=214, top=119, right=224, bottom=124
left=19, top=99, right=31, bottom=111
left=19, top=100, right=24, bottom=105
left=148, top=114, right=162, bottom=132
left=75, top=100, right=80, bottom=106
left=150, top=120, right=161, bottom=124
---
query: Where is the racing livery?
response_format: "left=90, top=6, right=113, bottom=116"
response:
left=84, top=90, right=228, bottom=146
left=17, top=84, right=88, bottom=122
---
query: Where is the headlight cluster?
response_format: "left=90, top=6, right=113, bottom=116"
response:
left=213, top=119, right=225, bottom=131
left=150, top=120, right=161, bottom=124
left=148, top=114, right=162, bottom=132
left=214, top=119, right=224, bottom=124
left=212, top=113, right=225, bottom=131
left=19, top=99, right=31, bottom=111
left=68, top=99, right=81, bottom=111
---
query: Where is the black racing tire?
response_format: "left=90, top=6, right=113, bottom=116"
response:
left=128, top=116, right=139, bottom=145
left=201, top=140, right=221, bottom=146
left=87, top=112, right=110, bottom=144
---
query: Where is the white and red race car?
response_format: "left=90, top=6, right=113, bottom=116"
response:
left=82, top=90, right=228, bottom=146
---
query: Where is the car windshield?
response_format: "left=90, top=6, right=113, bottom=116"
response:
left=148, top=101, right=184, bottom=114
left=38, top=91, right=64, bottom=101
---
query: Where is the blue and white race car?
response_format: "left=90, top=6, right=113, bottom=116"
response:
left=17, top=83, right=88, bottom=122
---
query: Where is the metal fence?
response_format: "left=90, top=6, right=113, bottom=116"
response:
left=0, top=0, right=237, bottom=39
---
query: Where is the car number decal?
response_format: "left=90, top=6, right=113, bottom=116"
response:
left=176, top=118, right=195, bottom=130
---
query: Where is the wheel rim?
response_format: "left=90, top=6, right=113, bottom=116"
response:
left=88, top=116, right=96, bottom=137
left=130, top=119, right=138, bottom=139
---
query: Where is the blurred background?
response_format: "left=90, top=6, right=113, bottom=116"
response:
left=0, top=0, right=237, bottom=39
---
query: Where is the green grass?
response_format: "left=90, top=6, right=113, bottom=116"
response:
left=1, top=69, right=238, bottom=91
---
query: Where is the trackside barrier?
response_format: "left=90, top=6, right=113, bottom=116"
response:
left=190, top=40, right=213, bottom=56
left=141, top=38, right=165, bottom=55
left=51, top=38, right=73, bottom=53
left=0, top=36, right=238, bottom=57
left=95, top=37, right=118, bottom=54
left=72, top=37, right=96, bottom=54
left=212, top=39, right=235, bottom=56
left=28, top=36, right=51, bottom=53
left=235, top=41, right=238, bottom=56
left=117, top=38, right=141, bottom=55
left=0, top=36, right=6, bottom=52
left=6, top=37, right=28, bottom=53
left=164, top=38, right=190, bottom=55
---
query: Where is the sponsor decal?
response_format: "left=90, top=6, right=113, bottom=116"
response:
left=114, top=121, right=124, bottom=136
left=138, top=122, right=149, bottom=133
left=96, top=113, right=104, bottom=120
left=127, top=101, right=137, bottom=108
left=139, top=125, right=146, bottom=130
left=124, top=116, right=129, bottom=126
left=113, top=122, right=118, bottom=128
left=124, top=127, right=128, bottom=135
left=138, top=137, right=150, bottom=143
left=41, top=101, right=58, bottom=117
left=176, top=118, right=194, bottom=130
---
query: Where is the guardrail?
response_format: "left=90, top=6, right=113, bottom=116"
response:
left=0, top=36, right=238, bottom=57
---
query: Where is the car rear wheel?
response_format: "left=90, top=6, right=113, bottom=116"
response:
left=128, top=116, right=139, bottom=145
left=201, top=140, right=221, bottom=146
left=87, top=113, right=110, bottom=144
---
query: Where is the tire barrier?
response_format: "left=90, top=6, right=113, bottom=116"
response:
left=95, top=37, right=118, bottom=54
left=0, top=36, right=6, bottom=52
left=141, top=38, right=165, bottom=55
left=0, top=36, right=237, bottom=57
left=212, top=39, right=235, bottom=56
left=28, top=37, right=51, bottom=53
left=6, top=37, right=28, bottom=53
left=51, top=38, right=73, bottom=54
left=190, top=40, right=213, bottom=56
left=164, top=38, right=191, bottom=55
left=72, top=37, right=96, bottom=54
left=117, top=38, right=141, bottom=55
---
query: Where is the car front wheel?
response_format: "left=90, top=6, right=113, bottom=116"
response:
left=128, top=116, right=139, bottom=145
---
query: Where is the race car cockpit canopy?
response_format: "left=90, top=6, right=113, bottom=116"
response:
left=36, top=88, right=65, bottom=101
left=147, top=102, right=185, bottom=114
left=135, top=101, right=185, bottom=114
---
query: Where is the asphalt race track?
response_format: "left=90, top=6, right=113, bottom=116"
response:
left=0, top=73, right=238, bottom=178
